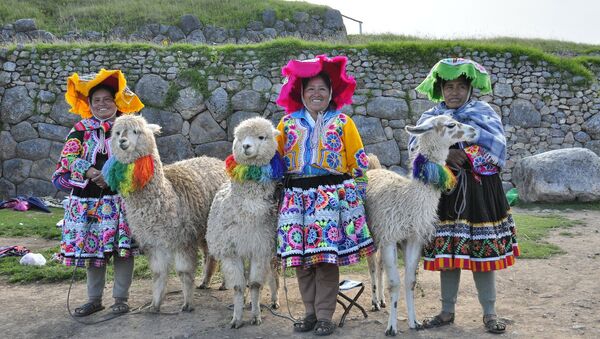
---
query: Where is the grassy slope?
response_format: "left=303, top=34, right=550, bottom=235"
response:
left=0, top=0, right=328, bottom=34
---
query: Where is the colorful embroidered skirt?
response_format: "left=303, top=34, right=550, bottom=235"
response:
left=60, top=194, right=135, bottom=267
left=277, top=176, right=376, bottom=268
left=423, top=172, right=519, bottom=272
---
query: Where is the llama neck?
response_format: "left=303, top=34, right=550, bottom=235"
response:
left=150, top=148, right=164, bottom=181
left=417, top=135, right=450, bottom=164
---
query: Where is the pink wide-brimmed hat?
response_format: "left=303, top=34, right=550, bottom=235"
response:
left=276, top=54, right=356, bottom=113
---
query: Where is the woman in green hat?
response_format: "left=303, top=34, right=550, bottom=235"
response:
left=409, top=58, right=519, bottom=334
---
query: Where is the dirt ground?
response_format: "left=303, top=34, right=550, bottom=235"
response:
left=1, top=207, right=599, bottom=339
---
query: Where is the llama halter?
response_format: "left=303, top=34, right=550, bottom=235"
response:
left=412, top=153, right=457, bottom=192
left=225, top=153, right=285, bottom=183
left=102, top=155, right=154, bottom=197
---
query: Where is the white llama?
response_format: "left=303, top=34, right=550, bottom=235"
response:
left=365, top=115, right=477, bottom=335
left=104, top=115, right=227, bottom=312
left=206, top=117, right=282, bottom=328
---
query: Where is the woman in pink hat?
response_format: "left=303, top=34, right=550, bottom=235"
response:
left=275, top=55, right=376, bottom=336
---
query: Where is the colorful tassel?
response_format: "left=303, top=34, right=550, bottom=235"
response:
left=225, top=153, right=284, bottom=183
left=102, top=155, right=154, bottom=197
left=412, top=153, right=457, bottom=192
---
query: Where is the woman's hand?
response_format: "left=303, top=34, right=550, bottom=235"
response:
left=445, top=149, right=468, bottom=170
left=86, top=167, right=108, bottom=189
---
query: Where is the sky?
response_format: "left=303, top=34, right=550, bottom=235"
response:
left=298, top=0, right=600, bottom=45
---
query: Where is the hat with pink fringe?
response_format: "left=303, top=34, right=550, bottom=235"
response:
left=276, top=54, right=356, bottom=113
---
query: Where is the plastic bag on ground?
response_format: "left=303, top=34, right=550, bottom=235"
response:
left=19, top=253, right=47, bottom=266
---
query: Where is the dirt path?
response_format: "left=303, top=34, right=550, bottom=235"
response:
left=1, top=208, right=599, bottom=338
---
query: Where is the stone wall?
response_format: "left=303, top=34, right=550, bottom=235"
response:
left=1, top=45, right=599, bottom=199
left=1, top=10, right=347, bottom=45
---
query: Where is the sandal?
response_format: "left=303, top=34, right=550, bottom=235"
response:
left=484, top=314, right=506, bottom=334
left=293, top=314, right=318, bottom=332
left=422, top=312, right=455, bottom=329
left=110, top=302, right=130, bottom=315
left=73, top=301, right=104, bottom=317
left=314, top=319, right=336, bottom=336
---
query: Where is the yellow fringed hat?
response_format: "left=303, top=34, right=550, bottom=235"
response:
left=65, top=69, right=144, bottom=118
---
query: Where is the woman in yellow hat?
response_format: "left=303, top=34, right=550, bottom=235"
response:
left=52, top=69, right=144, bottom=316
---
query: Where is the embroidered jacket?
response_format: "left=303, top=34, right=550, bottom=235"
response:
left=276, top=109, right=369, bottom=195
left=52, top=117, right=116, bottom=195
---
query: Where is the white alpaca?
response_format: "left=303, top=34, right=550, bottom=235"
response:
left=206, top=117, right=281, bottom=328
left=106, top=115, right=228, bottom=312
left=365, top=115, right=477, bottom=336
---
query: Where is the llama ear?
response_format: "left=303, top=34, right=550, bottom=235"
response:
left=147, top=124, right=162, bottom=135
left=405, top=122, right=433, bottom=136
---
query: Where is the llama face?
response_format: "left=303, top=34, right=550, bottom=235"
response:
left=111, top=115, right=161, bottom=164
left=232, top=117, right=279, bottom=165
left=406, top=115, right=477, bottom=147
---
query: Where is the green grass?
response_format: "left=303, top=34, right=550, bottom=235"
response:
left=0, top=207, right=63, bottom=239
left=0, top=246, right=151, bottom=283
left=0, top=245, right=228, bottom=284
left=516, top=200, right=600, bottom=211
left=348, top=34, right=600, bottom=55
left=0, top=209, right=581, bottom=283
left=0, top=0, right=328, bottom=34
left=0, top=246, right=86, bottom=283
left=513, top=214, right=578, bottom=259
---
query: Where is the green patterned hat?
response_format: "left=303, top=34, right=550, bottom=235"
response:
left=416, top=58, right=492, bottom=102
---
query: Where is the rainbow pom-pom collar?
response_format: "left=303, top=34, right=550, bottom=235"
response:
left=102, top=155, right=154, bottom=197
left=412, top=153, right=457, bottom=192
left=225, top=153, right=285, bottom=183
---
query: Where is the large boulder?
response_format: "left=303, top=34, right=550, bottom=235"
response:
left=206, top=87, right=230, bottom=122
left=11, top=122, right=38, bottom=142
left=17, top=178, right=57, bottom=197
left=173, top=87, right=205, bottom=120
left=231, top=90, right=266, bottom=112
left=323, top=9, right=345, bottom=30
left=50, top=98, right=81, bottom=127
left=16, top=139, right=51, bottom=160
left=493, top=83, right=514, bottom=98
left=37, top=123, right=71, bottom=142
left=352, top=115, right=386, bottom=145
left=141, top=108, right=183, bottom=136
left=156, top=134, right=194, bottom=164
left=0, top=178, right=16, bottom=200
left=14, top=19, right=36, bottom=32
left=194, top=141, right=232, bottom=160
left=189, top=112, right=226, bottom=144
left=1, top=86, right=35, bottom=124
left=135, top=74, right=169, bottom=107
left=178, top=14, right=202, bottom=34
left=367, top=97, right=409, bottom=120
left=0, top=131, right=17, bottom=160
left=364, top=140, right=401, bottom=166
left=410, top=100, right=436, bottom=116
left=512, top=148, right=600, bottom=202
left=509, top=99, right=541, bottom=128
left=582, top=113, right=600, bottom=139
